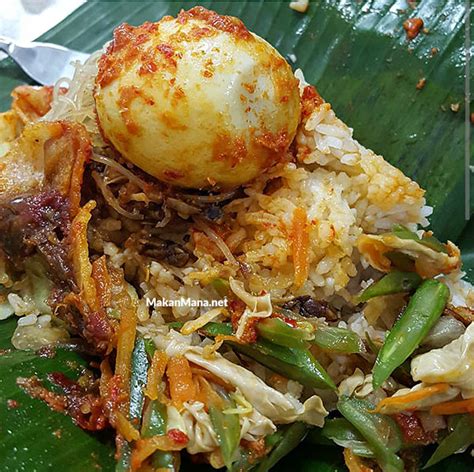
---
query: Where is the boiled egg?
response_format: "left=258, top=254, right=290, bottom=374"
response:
left=94, top=7, right=301, bottom=189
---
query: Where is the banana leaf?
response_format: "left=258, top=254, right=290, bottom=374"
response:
left=0, top=1, right=472, bottom=471
left=0, top=317, right=115, bottom=471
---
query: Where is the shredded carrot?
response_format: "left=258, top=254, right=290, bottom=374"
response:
left=357, top=236, right=392, bottom=273
left=166, top=356, right=196, bottom=407
left=131, top=435, right=187, bottom=471
left=343, top=448, right=374, bottom=472
left=431, top=398, right=474, bottom=416
left=70, top=200, right=98, bottom=310
left=115, top=411, right=140, bottom=442
left=91, top=256, right=111, bottom=310
left=115, top=303, right=137, bottom=390
left=194, top=375, right=225, bottom=409
left=99, top=358, right=113, bottom=398
left=372, top=384, right=450, bottom=414
left=217, top=334, right=242, bottom=344
left=144, top=351, right=168, bottom=401
left=67, top=122, right=91, bottom=216
left=290, top=207, right=310, bottom=289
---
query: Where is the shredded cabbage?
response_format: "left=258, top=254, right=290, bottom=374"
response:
left=412, top=323, right=474, bottom=398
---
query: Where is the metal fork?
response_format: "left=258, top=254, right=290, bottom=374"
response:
left=0, top=36, right=89, bottom=85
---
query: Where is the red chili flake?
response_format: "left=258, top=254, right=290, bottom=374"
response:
left=283, top=317, right=298, bottom=328
left=7, top=399, right=19, bottom=409
left=403, top=18, right=424, bottom=40
left=230, top=299, right=246, bottom=329
left=241, top=317, right=259, bottom=344
left=168, top=429, right=189, bottom=445
left=179, top=6, right=251, bottom=40
left=301, top=85, right=324, bottom=119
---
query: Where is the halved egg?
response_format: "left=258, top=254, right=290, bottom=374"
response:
left=94, top=7, right=301, bottom=189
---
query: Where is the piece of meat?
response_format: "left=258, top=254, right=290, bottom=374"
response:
left=282, top=295, right=338, bottom=320
left=0, top=120, right=92, bottom=290
left=0, top=191, right=74, bottom=290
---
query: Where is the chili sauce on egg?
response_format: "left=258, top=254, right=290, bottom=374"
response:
left=94, top=7, right=301, bottom=189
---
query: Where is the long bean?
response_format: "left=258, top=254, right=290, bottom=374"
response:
left=372, top=279, right=449, bottom=389
left=209, top=400, right=240, bottom=470
left=337, top=397, right=403, bottom=472
left=198, top=322, right=336, bottom=390
left=424, top=415, right=474, bottom=468
left=309, top=418, right=374, bottom=458
left=116, top=338, right=148, bottom=471
left=141, top=400, right=179, bottom=470
left=256, top=422, right=309, bottom=472
left=257, top=317, right=312, bottom=348
left=230, top=338, right=336, bottom=390
left=358, top=271, right=422, bottom=302
left=311, top=326, right=364, bottom=354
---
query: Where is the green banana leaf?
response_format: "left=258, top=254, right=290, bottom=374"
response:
left=0, top=1, right=472, bottom=471
left=0, top=317, right=115, bottom=471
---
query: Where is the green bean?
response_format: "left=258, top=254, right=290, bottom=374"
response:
left=358, top=271, right=422, bottom=303
left=257, top=317, right=312, bottom=348
left=200, top=321, right=233, bottom=337
left=308, top=418, right=374, bottom=458
left=185, top=321, right=335, bottom=390
left=141, top=400, right=179, bottom=470
left=231, top=337, right=336, bottom=390
left=265, top=430, right=285, bottom=448
left=211, top=277, right=231, bottom=296
left=116, top=338, right=149, bottom=471
left=168, top=321, right=185, bottom=330
left=372, top=279, right=449, bottom=389
left=209, top=400, right=241, bottom=470
left=311, top=326, right=364, bottom=354
left=169, top=320, right=232, bottom=337
left=423, top=415, right=474, bottom=469
left=115, top=443, right=132, bottom=472
left=337, top=397, right=403, bottom=472
left=256, top=422, right=309, bottom=472
left=138, top=338, right=179, bottom=470
left=129, top=337, right=149, bottom=421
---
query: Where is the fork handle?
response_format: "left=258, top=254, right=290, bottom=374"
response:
left=0, top=36, right=14, bottom=55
